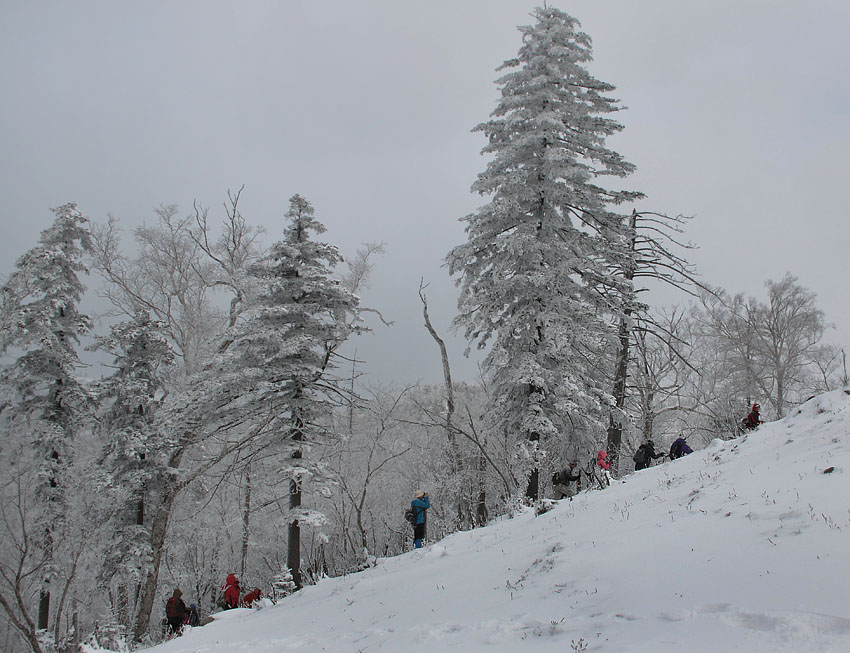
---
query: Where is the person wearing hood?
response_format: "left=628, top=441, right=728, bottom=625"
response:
left=165, top=588, right=187, bottom=635
left=552, top=461, right=581, bottom=499
left=224, top=573, right=241, bottom=609
left=742, top=402, right=763, bottom=432
left=594, top=450, right=613, bottom=487
left=242, top=587, right=263, bottom=607
left=669, top=436, right=694, bottom=460
left=411, top=490, right=430, bottom=549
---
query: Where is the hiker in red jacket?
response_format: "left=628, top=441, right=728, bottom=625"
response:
left=224, top=574, right=241, bottom=610
left=242, top=587, right=263, bottom=607
left=596, top=450, right=611, bottom=471
left=165, top=588, right=187, bottom=635
left=742, top=402, right=763, bottom=432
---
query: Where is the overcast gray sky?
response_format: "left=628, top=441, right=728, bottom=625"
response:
left=1, top=1, right=848, bottom=385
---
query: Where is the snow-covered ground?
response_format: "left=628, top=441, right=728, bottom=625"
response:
left=138, top=390, right=850, bottom=652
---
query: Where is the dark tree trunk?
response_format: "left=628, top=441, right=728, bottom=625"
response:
left=606, top=210, right=638, bottom=475
left=240, top=467, right=252, bottom=579
left=37, top=591, right=49, bottom=631
left=606, top=313, right=631, bottom=474
left=525, top=430, right=540, bottom=501
left=287, top=405, right=304, bottom=589
left=287, top=480, right=302, bottom=589
left=476, top=450, right=489, bottom=526
left=133, top=448, right=184, bottom=641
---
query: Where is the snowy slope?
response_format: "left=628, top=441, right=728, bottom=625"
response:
left=141, top=390, right=850, bottom=652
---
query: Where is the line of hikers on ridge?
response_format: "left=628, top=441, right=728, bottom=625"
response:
left=163, top=573, right=264, bottom=638
left=407, top=405, right=765, bottom=543
left=552, top=437, right=690, bottom=499
left=165, top=403, right=767, bottom=636
left=552, top=402, right=765, bottom=500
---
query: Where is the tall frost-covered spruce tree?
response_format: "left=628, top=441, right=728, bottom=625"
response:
left=447, top=7, right=642, bottom=500
left=0, top=204, right=92, bottom=636
left=94, top=311, right=175, bottom=631
left=212, top=194, right=359, bottom=589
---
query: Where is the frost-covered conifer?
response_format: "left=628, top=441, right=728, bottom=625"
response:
left=211, top=194, right=360, bottom=588
left=0, top=203, right=92, bottom=631
left=93, top=311, right=175, bottom=626
left=270, top=566, right=298, bottom=602
left=447, top=7, right=641, bottom=499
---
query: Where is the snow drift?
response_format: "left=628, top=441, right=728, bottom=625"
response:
left=140, top=390, right=850, bottom=652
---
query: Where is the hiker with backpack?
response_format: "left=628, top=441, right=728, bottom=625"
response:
left=165, top=588, right=187, bottom=636
left=223, top=573, right=241, bottom=610
left=669, top=436, right=693, bottom=460
left=411, top=490, right=430, bottom=549
left=633, top=440, right=665, bottom=471
left=741, top=402, right=763, bottom=432
left=552, top=461, right=581, bottom=499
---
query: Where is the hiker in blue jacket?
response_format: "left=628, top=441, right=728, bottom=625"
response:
left=411, top=490, right=430, bottom=548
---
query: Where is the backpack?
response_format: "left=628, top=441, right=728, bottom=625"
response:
left=166, top=597, right=179, bottom=619
left=404, top=507, right=415, bottom=523
left=632, top=446, right=649, bottom=466
left=670, top=440, right=682, bottom=459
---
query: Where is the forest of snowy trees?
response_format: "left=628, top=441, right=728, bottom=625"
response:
left=0, top=7, right=846, bottom=653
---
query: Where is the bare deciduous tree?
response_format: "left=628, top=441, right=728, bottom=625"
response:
left=190, top=186, right=265, bottom=333
left=92, top=206, right=216, bottom=373
left=330, top=386, right=413, bottom=563
left=695, top=274, right=834, bottom=418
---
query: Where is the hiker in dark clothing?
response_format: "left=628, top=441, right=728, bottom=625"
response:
left=411, top=490, right=430, bottom=549
left=552, top=461, right=581, bottom=499
left=633, top=440, right=666, bottom=471
left=165, top=588, right=187, bottom=636
left=669, top=436, right=693, bottom=460
left=186, top=603, right=200, bottom=627
left=742, top=403, right=763, bottom=432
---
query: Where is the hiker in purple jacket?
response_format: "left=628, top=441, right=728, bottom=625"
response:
left=669, top=436, right=693, bottom=460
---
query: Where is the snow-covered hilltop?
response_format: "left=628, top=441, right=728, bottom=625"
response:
left=143, top=390, right=850, bottom=652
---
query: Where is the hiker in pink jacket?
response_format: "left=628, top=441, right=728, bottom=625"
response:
left=594, top=450, right=613, bottom=488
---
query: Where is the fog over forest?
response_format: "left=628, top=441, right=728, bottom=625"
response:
left=1, top=1, right=848, bottom=385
